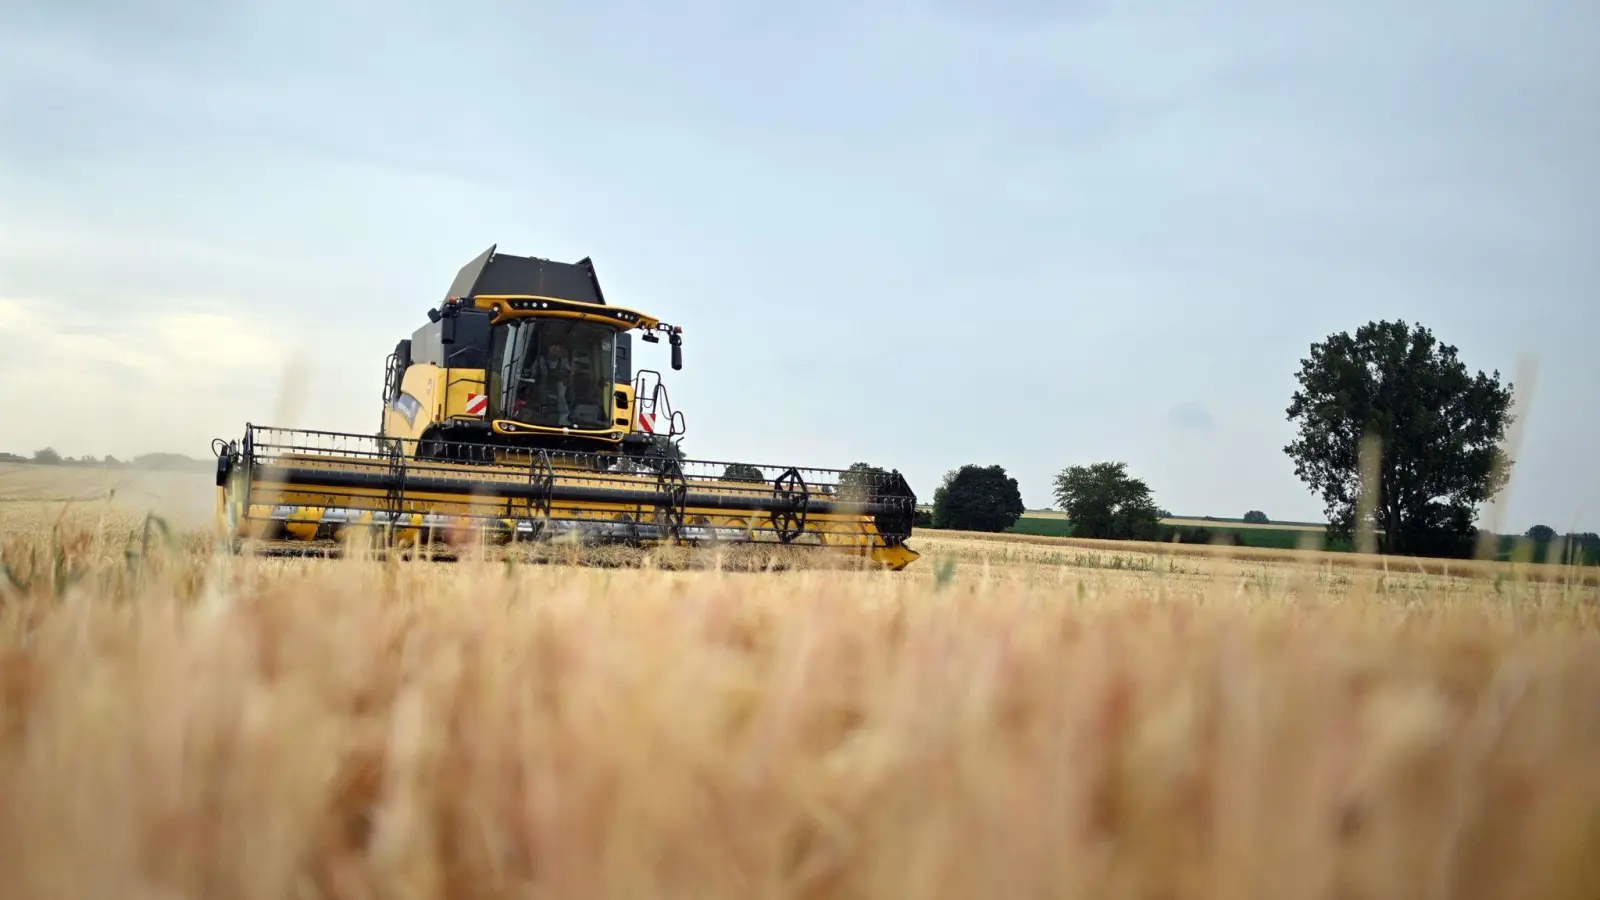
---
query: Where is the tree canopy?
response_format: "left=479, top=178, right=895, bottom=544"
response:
left=931, top=464, right=1025, bottom=532
left=1284, top=320, right=1514, bottom=557
left=837, top=462, right=888, bottom=503
left=719, top=463, right=766, bottom=483
left=1051, top=461, right=1162, bottom=541
left=1243, top=510, right=1270, bottom=524
left=645, top=436, right=685, bottom=461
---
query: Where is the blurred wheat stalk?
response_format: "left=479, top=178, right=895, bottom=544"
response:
left=0, top=512, right=1596, bottom=900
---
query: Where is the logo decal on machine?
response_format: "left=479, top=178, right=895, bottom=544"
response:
left=465, top=393, right=488, bottom=416
left=390, top=393, right=422, bottom=427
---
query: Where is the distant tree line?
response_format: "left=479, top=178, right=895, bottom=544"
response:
left=1, top=448, right=209, bottom=471
left=849, top=318, right=1577, bottom=564
left=1520, top=526, right=1600, bottom=566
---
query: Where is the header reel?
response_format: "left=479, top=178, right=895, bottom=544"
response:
left=213, top=425, right=919, bottom=569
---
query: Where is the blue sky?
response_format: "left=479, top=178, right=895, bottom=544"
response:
left=2, top=0, right=1596, bottom=531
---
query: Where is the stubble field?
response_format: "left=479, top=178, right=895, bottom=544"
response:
left=2, top=462, right=1600, bottom=898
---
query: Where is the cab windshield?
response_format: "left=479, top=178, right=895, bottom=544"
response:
left=489, top=319, right=617, bottom=430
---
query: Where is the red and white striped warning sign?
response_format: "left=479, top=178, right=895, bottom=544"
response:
left=465, top=393, right=488, bottom=416
left=638, top=410, right=656, bottom=433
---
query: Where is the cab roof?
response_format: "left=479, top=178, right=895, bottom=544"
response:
left=445, top=244, right=608, bottom=307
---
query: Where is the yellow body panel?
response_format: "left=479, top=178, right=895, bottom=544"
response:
left=384, top=364, right=442, bottom=442
left=615, top=384, right=636, bottom=430
left=442, top=369, right=487, bottom=423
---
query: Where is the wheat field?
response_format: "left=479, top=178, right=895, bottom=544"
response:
left=2, top=465, right=1600, bottom=899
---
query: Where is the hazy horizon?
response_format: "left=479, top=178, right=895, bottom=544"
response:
left=2, top=0, right=1596, bottom=533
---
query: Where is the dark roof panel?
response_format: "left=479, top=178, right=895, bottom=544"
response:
left=445, top=244, right=608, bottom=306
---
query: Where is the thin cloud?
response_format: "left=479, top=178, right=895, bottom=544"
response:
left=1170, top=402, right=1215, bottom=431
left=0, top=297, right=293, bottom=457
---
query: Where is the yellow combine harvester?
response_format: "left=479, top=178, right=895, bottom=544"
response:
left=211, top=244, right=921, bottom=569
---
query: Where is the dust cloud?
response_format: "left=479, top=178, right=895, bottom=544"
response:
left=0, top=463, right=218, bottom=531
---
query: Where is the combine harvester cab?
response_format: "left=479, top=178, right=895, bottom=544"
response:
left=212, top=245, right=921, bottom=570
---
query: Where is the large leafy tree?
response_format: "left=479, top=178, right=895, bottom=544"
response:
left=1051, top=461, right=1162, bottom=541
left=1284, top=320, right=1514, bottom=557
left=931, top=464, right=1025, bottom=532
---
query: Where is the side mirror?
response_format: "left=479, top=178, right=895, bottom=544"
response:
left=439, top=299, right=460, bottom=345
left=669, top=329, right=682, bottom=371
